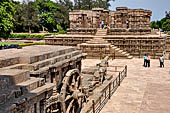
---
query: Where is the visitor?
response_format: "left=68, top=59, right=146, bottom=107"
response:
left=159, top=55, right=164, bottom=68
left=126, top=20, right=129, bottom=29
left=146, top=55, right=150, bottom=67
left=104, top=24, right=107, bottom=29
left=97, top=20, right=100, bottom=28
left=101, top=20, right=104, bottom=29
left=143, top=54, right=147, bottom=67
left=107, top=25, right=110, bottom=29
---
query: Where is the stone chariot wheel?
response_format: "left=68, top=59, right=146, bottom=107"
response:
left=57, top=69, right=85, bottom=113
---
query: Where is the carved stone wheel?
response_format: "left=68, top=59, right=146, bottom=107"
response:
left=58, top=69, right=85, bottom=113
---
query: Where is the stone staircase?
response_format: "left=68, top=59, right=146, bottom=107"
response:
left=95, top=29, right=107, bottom=36
left=111, top=45, right=133, bottom=59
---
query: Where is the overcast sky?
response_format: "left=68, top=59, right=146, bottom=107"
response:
left=14, top=0, right=170, bottom=21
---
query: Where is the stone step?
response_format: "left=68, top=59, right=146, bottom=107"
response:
left=128, top=56, right=133, bottom=59
left=0, top=69, right=30, bottom=87
left=20, top=47, right=76, bottom=64
left=121, top=52, right=127, bottom=54
left=115, top=48, right=120, bottom=51
left=32, top=50, right=81, bottom=70
left=111, top=45, right=133, bottom=59
left=96, top=32, right=107, bottom=34
left=30, top=83, right=54, bottom=96
left=17, top=77, right=45, bottom=92
left=125, top=53, right=130, bottom=56
left=31, top=53, right=87, bottom=75
left=118, top=50, right=123, bottom=53
left=95, top=29, right=107, bottom=36
left=112, top=46, right=117, bottom=49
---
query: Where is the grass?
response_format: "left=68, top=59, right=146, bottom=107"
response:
left=0, top=42, right=45, bottom=47
left=0, top=42, right=24, bottom=46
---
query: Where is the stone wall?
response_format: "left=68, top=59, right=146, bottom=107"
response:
left=69, top=7, right=152, bottom=35
left=45, top=35, right=166, bottom=59
left=0, top=45, right=86, bottom=113
left=104, top=35, right=166, bottom=58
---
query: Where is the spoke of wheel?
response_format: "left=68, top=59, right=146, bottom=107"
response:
left=66, top=99, right=74, bottom=113
left=65, top=95, right=73, bottom=102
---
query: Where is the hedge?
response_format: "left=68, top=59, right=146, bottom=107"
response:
left=9, top=34, right=44, bottom=39
left=18, top=42, right=45, bottom=47
left=9, top=31, right=66, bottom=39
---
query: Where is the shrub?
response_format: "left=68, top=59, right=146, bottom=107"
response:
left=9, top=34, right=45, bottom=39
left=101, top=56, right=106, bottom=59
left=18, top=42, right=45, bottom=47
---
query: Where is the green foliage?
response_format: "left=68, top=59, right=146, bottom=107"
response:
left=0, top=42, right=23, bottom=46
left=150, top=21, right=159, bottom=29
left=36, top=0, right=64, bottom=32
left=74, top=0, right=115, bottom=10
left=151, top=11, right=170, bottom=32
left=7, top=0, right=116, bottom=33
left=18, top=42, right=45, bottom=47
left=13, top=0, right=40, bottom=33
left=9, top=34, right=44, bottom=39
left=162, top=19, right=170, bottom=31
left=101, top=56, right=106, bottom=59
left=8, top=32, right=66, bottom=39
left=0, top=41, right=44, bottom=47
left=0, top=0, right=15, bottom=38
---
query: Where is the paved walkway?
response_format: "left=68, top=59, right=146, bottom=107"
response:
left=100, top=58, right=170, bottom=113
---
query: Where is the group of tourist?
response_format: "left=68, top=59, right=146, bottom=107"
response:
left=97, top=20, right=110, bottom=29
left=143, top=54, right=164, bottom=68
left=143, top=54, right=150, bottom=67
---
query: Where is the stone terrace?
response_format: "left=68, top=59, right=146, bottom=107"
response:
left=99, top=58, right=170, bottom=113
left=0, top=45, right=86, bottom=113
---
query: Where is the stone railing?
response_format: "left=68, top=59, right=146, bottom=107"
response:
left=81, top=65, right=127, bottom=113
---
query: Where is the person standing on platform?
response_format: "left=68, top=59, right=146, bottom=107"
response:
left=97, top=20, right=100, bottom=28
left=147, top=55, right=150, bottom=67
left=143, top=54, right=147, bottom=67
left=101, top=20, right=104, bottom=29
left=126, top=20, right=129, bottom=29
left=159, top=55, right=164, bottom=68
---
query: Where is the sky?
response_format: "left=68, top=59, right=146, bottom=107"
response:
left=14, top=0, right=170, bottom=21
left=109, top=0, right=170, bottom=21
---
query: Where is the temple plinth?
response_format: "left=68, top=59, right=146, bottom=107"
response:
left=45, top=7, right=166, bottom=59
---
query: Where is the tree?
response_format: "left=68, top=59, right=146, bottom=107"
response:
left=57, top=0, right=73, bottom=30
left=150, top=11, right=170, bottom=32
left=74, top=0, right=115, bottom=10
left=13, top=0, right=39, bottom=33
left=0, top=0, right=15, bottom=38
left=150, top=21, right=159, bottom=29
left=162, top=19, right=170, bottom=31
left=36, top=0, right=63, bottom=32
left=23, top=1, right=39, bottom=33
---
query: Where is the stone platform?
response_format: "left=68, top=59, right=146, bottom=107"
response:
left=0, top=45, right=86, bottom=113
left=45, top=34, right=166, bottom=59
left=99, top=58, right=170, bottom=113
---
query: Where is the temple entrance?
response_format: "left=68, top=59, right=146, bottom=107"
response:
left=81, top=14, right=87, bottom=28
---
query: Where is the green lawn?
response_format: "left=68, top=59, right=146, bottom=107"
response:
left=0, top=42, right=24, bottom=46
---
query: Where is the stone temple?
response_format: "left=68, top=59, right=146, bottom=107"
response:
left=45, top=7, right=168, bottom=59
left=1, top=7, right=170, bottom=113
left=69, top=7, right=152, bottom=35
